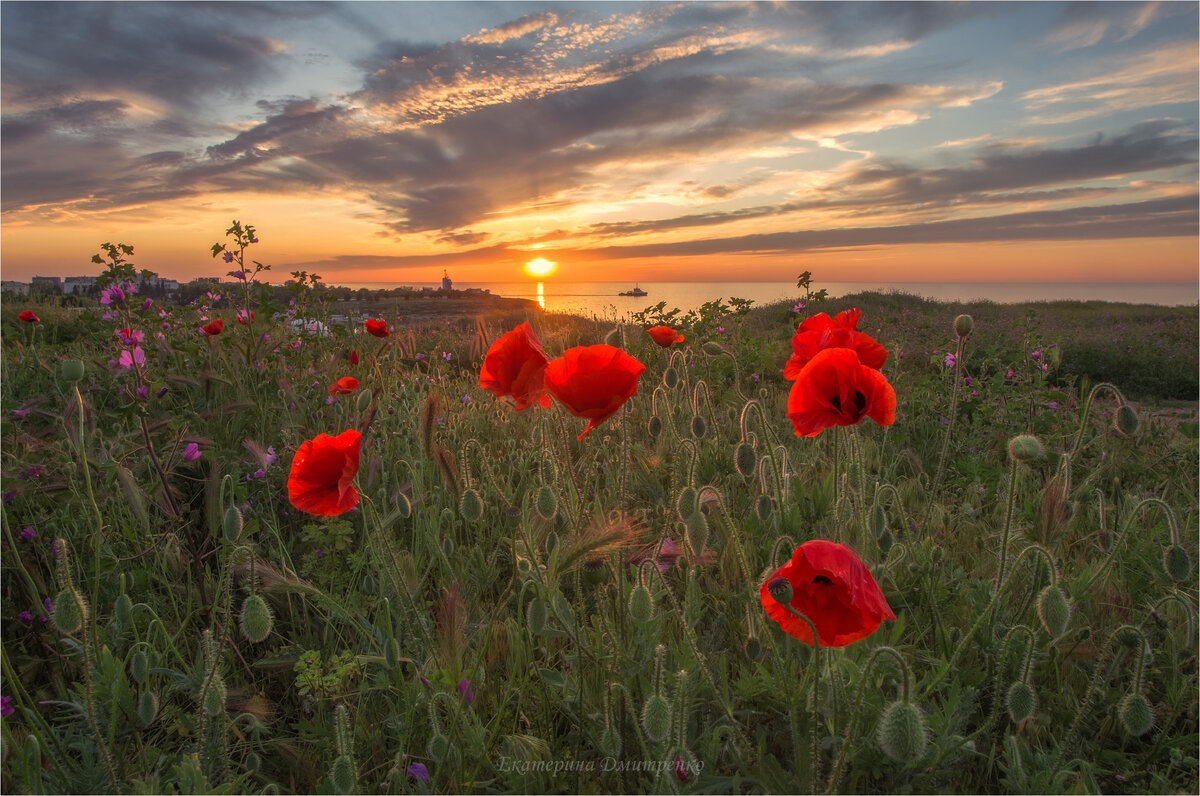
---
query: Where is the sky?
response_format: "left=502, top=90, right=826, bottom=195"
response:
left=1, top=1, right=1197, bottom=285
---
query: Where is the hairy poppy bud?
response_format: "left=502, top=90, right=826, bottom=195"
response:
left=953, top=314, right=973, bottom=338
left=701, top=341, right=727, bottom=356
left=766, top=577, right=793, bottom=605
left=130, top=650, right=150, bottom=685
left=356, top=390, right=371, bottom=414
left=114, top=592, right=133, bottom=627
left=676, top=487, right=697, bottom=520
left=535, top=485, right=558, bottom=520
left=1118, top=692, right=1154, bottom=736
left=647, top=415, right=662, bottom=437
left=744, top=635, right=763, bottom=662
left=642, top=693, right=671, bottom=742
left=53, top=588, right=86, bottom=635
left=755, top=494, right=773, bottom=522
left=685, top=510, right=708, bottom=557
left=223, top=505, right=244, bottom=544
left=330, top=755, right=356, bottom=795
left=1036, top=585, right=1071, bottom=639
left=240, top=593, right=273, bottom=643
left=394, top=491, right=411, bottom=519
left=1115, top=404, right=1140, bottom=437
left=876, top=700, right=927, bottom=762
left=876, top=529, right=894, bottom=555
left=1006, top=681, right=1036, bottom=724
left=1007, top=434, right=1044, bottom=463
left=203, top=675, right=227, bottom=717
left=663, top=367, right=679, bottom=389
left=871, top=502, right=887, bottom=537
left=629, top=584, right=654, bottom=625
left=690, top=414, right=706, bottom=438
left=459, top=488, right=483, bottom=523
left=1163, top=544, right=1192, bottom=583
left=734, top=442, right=757, bottom=479
left=428, top=733, right=449, bottom=762
left=137, top=690, right=159, bottom=727
left=526, top=597, right=547, bottom=635
left=61, top=359, right=85, bottom=382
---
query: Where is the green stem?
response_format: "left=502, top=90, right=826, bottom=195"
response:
left=994, top=457, right=1020, bottom=589
left=1079, top=497, right=1180, bottom=593
left=927, top=334, right=965, bottom=517
left=826, top=646, right=912, bottom=794
left=1069, top=382, right=1126, bottom=458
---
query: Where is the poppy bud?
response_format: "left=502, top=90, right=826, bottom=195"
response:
left=1007, top=434, right=1044, bottom=463
left=1117, top=692, right=1154, bottom=736
left=394, top=491, right=411, bottom=519
left=766, top=577, right=793, bottom=605
left=137, top=690, right=159, bottom=727
left=442, top=536, right=454, bottom=558
left=676, top=487, right=697, bottom=520
left=53, top=588, right=86, bottom=635
left=1115, top=404, right=1140, bottom=437
left=130, top=650, right=150, bottom=685
left=629, top=584, right=654, bottom=625
left=953, top=314, right=974, bottom=338
left=647, top=415, right=662, bottom=437
left=223, top=505, right=244, bottom=544
left=701, top=341, right=726, bottom=356
left=1006, top=681, right=1036, bottom=724
left=203, top=675, right=227, bottom=717
left=329, top=755, right=356, bottom=795
left=685, top=510, right=708, bottom=557
left=690, top=414, right=706, bottom=438
left=459, top=488, right=483, bottom=523
left=551, top=591, right=575, bottom=628
left=356, top=390, right=371, bottom=414
left=755, top=494, right=773, bottom=522
left=245, top=752, right=263, bottom=774
left=734, top=442, right=757, bottom=479
left=1163, top=544, right=1192, bottom=583
left=535, top=485, right=558, bottom=520
left=1115, top=626, right=1142, bottom=648
left=871, top=502, right=887, bottom=537
left=744, top=635, right=763, bottom=661
left=61, top=359, right=85, bottom=382
left=544, top=531, right=558, bottom=556
left=361, top=574, right=376, bottom=594
left=663, top=366, right=679, bottom=389
left=876, top=700, right=928, bottom=762
left=112, top=592, right=133, bottom=628
left=876, top=529, right=894, bottom=555
left=428, top=733, right=449, bottom=762
left=240, top=593, right=273, bottom=643
left=642, top=693, right=672, bottom=742
left=1036, top=585, right=1071, bottom=639
left=526, top=597, right=547, bottom=634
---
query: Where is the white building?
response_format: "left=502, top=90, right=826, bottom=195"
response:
left=64, top=276, right=97, bottom=294
left=1, top=281, right=29, bottom=295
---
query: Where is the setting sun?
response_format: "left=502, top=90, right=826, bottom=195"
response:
left=523, top=257, right=558, bottom=278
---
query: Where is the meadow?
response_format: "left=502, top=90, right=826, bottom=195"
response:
left=1, top=232, right=1197, bottom=795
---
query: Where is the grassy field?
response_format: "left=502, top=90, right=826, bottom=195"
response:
left=1, top=254, right=1196, bottom=794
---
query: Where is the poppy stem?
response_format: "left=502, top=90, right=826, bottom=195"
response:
left=1077, top=497, right=1180, bottom=595
left=1068, top=382, right=1125, bottom=458
left=826, top=646, right=913, bottom=794
left=994, top=457, right=1020, bottom=589
left=926, top=333, right=966, bottom=520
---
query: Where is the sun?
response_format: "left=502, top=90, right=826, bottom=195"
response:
left=523, top=257, right=558, bottom=278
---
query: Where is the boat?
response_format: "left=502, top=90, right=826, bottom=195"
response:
left=619, top=284, right=648, bottom=297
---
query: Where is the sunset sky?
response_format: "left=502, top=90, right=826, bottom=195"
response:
left=2, top=1, right=1197, bottom=285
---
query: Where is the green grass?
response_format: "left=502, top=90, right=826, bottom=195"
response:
left=1, top=283, right=1196, bottom=795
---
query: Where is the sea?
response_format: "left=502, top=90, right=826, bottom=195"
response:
left=334, top=281, right=1199, bottom=319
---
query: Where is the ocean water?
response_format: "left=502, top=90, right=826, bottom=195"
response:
left=335, top=281, right=1199, bottom=318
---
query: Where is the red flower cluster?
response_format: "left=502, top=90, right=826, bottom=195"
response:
left=287, top=430, right=361, bottom=516
left=783, top=308, right=895, bottom=437
left=479, top=323, right=647, bottom=440
left=479, top=322, right=552, bottom=410
left=761, top=540, right=895, bottom=647
left=328, top=376, right=360, bottom=396
left=364, top=319, right=389, bottom=338
left=349, top=350, right=359, bottom=365
left=647, top=325, right=684, bottom=347
left=18, top=310, right=39, bottom=323
left=200, top=318, right=224, bottom=336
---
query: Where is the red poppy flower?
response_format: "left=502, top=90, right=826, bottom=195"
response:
left=784, top=309, right=887, bottom=378
left=479, top=322, right=552, bottom=411
left=787, top=348, right=895, bottom=437
left=349, top=350, right=359, bottom=365
left=328, top=376, right=360, bottom=396
left=18, top=310, right=39, bottom=323
left=647, top=325, right=684, bottom=347
left=201, top=318, right=224, bottom=336
left=543, top=344, right=647, bottom=440
left=760, top=539, right=895, bottom=647
left=287, top=429, right=361, bottom=516
left=365, top=319, right=389, bottom=338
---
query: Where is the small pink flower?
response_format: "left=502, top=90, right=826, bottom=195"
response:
left=184, top=443, right=202, bottom=462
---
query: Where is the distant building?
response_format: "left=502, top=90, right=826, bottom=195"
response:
left=64, top=276, right=97, bottom=294
left=441, top=270, right=453, bottom=291
left=140, top=277, right=180, bottom=292
left=1, top=281, right=29, bottom=295
left=31, top=276, right=61, bottom=286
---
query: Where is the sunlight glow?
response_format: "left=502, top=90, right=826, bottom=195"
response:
left=524, top=257, right=558, bottom=278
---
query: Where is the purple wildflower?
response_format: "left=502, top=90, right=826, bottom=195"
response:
left=222, top=251, right=235, bottom=263
left=157, top=386, right=169, bottom=398
left=460, top=395, right=471, bottom=404
left=142, top=298, right=153, bottom=310
left=963, top=377, right=972, bottom=387
left=43, top=598, right=53, bottom=613
left=24, top=466, right=41, bottom=478
left=19, top=526, right=36, bottom=542
left=17, top=611, right=32, bottom=623
left=184, top=443, right=202, bottom=462
left=1006, top=367, right=1015, bottom=379
left=419, top=675, right=430, bottom=687
left=12, top=409, right=28, bottom=419
left=944, top=353, right=956, bottom=368
left=264, top=446, right=277, bottom=466
left=136, top=385, right=150, bottom=400
left=457, top=679, right=474, bottom=705
left=407, top=763, right=429, bottom=783
left=1031, top=350, right=1041, bottom=360
left=1, top=696, right=13, bottom=717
